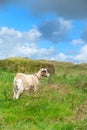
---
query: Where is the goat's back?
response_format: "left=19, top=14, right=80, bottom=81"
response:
left=14, top=73, right=39, bottom=90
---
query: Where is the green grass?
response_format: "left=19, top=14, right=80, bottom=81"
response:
left=0, top=58, right=87, bottom=130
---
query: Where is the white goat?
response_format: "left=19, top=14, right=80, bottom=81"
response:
left=13, top=68, right=50, bottom=99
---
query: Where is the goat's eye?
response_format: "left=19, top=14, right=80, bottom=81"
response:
left=42, top=70, right=46, bottom=73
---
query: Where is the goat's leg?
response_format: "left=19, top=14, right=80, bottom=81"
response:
left=34, top=86, right=38, bottom=93
left=13, top=85, right=19, bottom=100
left=13, top=91, right=16, bottom=100
left=13, top=84, right=24, bottom=99
left=15, top=89, right=24, bottom=99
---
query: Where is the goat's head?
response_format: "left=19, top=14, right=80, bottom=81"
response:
left=40, top=68, right=50, bottom=77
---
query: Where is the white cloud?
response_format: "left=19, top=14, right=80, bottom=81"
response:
left=0, top=26, right=60, bottom=61
left=71, top=39, right=85, bottom=45
left=57, top=53, right=67, bottom=60
left=23, top=28, right=41, bottom=42
left=74, top=45, right=87, bottom=63
left=0, top=26, right=87, bottom=63
left=17, top=45, right=58, bottom=60
left=59, top=18, right=72, bottom=30
left=49, top=53, right=67, bottom=61
left=0, top=26, right=69, bottom=61
left=0, top=27, right=22, bottom=38
left=0, top=26, right=41, bottom=59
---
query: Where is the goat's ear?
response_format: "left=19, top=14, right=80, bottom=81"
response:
left=40, top=68, right=44, bottom=70
left=41, top=68, right=45, bottom=71
left=46, top=68, right=48, bottom=71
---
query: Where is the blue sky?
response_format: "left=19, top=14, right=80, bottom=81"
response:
left=0, top=0, right=87, bottom=63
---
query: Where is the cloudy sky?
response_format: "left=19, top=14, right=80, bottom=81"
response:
left=0, top=0, right=87, bottom=63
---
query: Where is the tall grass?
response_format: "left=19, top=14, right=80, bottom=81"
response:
left=0, top=58, right=87, bottom=130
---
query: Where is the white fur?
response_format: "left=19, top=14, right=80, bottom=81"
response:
left=13, top=68, right=50, bottom=99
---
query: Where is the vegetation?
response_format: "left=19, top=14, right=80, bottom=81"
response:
left=0, top=57, right=87, bottom=130
left=0, top=57, right=55, bottom=74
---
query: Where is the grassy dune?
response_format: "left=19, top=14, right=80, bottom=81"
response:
left=0, top=57, right=55, bottom=74
left=0, top=58, right=87, bottom=130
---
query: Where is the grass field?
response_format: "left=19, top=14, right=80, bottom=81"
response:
left=0, top=58, right=87, bottom=130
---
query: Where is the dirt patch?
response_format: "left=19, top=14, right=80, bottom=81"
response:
left=49, top=84, right=71, bottom=94
left=76, top=81, right=87, bottom=92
